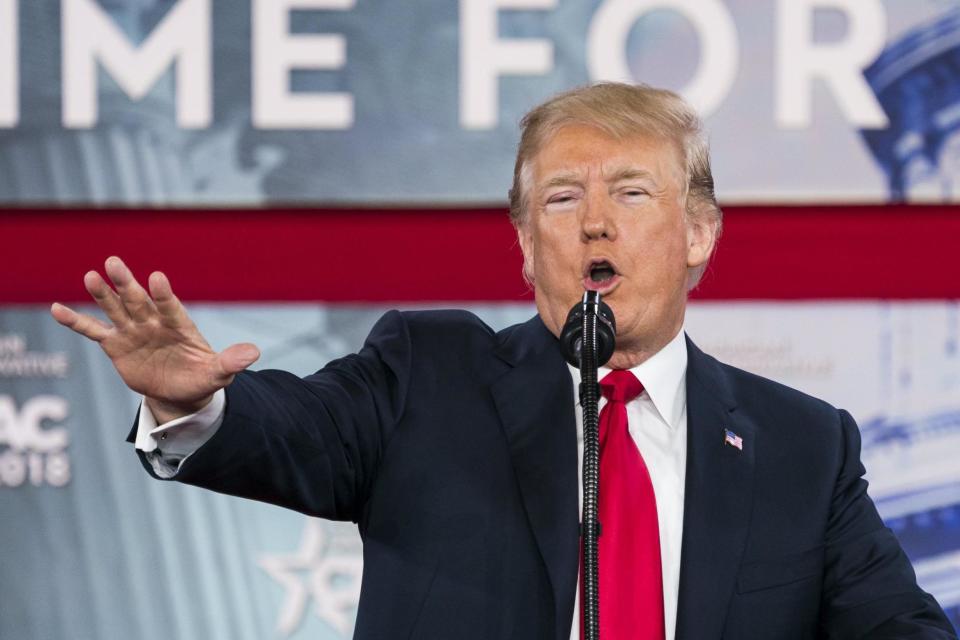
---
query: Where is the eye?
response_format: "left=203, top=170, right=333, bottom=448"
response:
left=545, top=190, right=580, bottom=206
left=620, top=186, right=650, bottom=200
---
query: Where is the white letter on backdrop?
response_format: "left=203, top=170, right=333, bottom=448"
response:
left=459, top=0, right=556, bottom=130
left=776, top=0, right=888, bottom=128
left=0, top=0, right=17, bottom=127
left=62, top=0, right=211, bottom=128
left=587, top=0, right=738, bottom=118
left=252, top=0, right=354, bottom=129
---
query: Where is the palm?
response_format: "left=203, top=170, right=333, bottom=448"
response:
left=51, top=257, right=259, bottom=419
left=102, top=316, right=216, bottom=403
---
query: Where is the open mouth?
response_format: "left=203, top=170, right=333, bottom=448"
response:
left=583, top=258, right=620, bottom=291
left=589, top=261, right=616, bottom=283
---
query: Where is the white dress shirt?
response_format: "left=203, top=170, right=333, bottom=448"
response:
left=567, top=328, right=688, bottom=640
left=135, top=389, right=226, bottom=478
left=134, top=328, right=689, bottom=639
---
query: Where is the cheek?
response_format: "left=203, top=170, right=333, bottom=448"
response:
left=619, top=222, right=690, bottom=296
left=660, top=214, right=692, bottom=261
left=535, top=251, right=571, bottom=294
left=532, top=224, right=577, bottom=275
left=633, top=217, right=687, bottom=261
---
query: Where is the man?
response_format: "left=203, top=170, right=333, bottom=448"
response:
left=51, top=83, right=956, bottom=639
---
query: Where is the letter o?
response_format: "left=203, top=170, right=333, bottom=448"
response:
left=587, top=0, right=739, bottom=118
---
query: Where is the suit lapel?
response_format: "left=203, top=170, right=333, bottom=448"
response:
left=490, top=317, right=580, bottom=640
left=675, top=337, right=756, bottom=640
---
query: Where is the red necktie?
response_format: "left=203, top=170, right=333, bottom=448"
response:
left=586, top=369, right=665, bottom=639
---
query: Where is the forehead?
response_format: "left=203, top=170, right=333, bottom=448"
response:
left=530, top=124, right=683, bottom=185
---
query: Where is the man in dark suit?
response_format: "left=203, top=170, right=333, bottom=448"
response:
left=52, top=83, right=956, bottom=638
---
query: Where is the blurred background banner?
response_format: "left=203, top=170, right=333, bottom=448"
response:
left=3, top=0, right=960, bottom=205
left=4, top=1, right=960, bottom=639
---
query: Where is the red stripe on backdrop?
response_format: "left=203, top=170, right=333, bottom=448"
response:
left=3, top=205, right=959, bottom=303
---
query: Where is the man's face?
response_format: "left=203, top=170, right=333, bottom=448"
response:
left=516, top=124, right=715, bottom=365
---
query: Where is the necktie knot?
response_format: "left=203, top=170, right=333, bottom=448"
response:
left=600, top=369, right=644, bottom=404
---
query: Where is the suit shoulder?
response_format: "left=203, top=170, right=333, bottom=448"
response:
left=702, top=354, right=850, bottom=457
left=382, top=309, right=497, bottom=354
left=708, top=352, right=841, bottom=423
left=395, top=309, right=495, bottom=336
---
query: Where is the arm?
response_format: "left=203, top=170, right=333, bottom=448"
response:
left=819, top=409, right=956, bottom=639
left=150, top=310, right=411, bottom=523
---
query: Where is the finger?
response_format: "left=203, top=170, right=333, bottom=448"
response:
left=83, top=269, right=131, bottom=327
left=50, top=302, right=112, bottom=342
left=104, top=256, right=156, bottom=323
left=148, top=271, right=189, bottom=328
left=216, top=343, right=261, bottom=379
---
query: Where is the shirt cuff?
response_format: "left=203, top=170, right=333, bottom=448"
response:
left=134, top=390, right=226, bottom=477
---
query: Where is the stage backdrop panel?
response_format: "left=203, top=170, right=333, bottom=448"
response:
left=1, top=302, right=957, bottom=639
left=3, top=0, right=960, bottom=205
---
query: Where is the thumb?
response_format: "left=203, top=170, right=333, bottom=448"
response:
left=217, top=342, right=261, bottom=376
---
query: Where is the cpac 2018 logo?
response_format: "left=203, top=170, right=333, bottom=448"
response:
left=0, top=395, right=70, bottom=487
left=0, top=332, right=71, bottom=488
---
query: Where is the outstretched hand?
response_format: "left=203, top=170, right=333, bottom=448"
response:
left=50, top=256, right=260, bottom=424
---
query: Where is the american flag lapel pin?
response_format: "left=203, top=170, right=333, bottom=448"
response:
left=724, top=428, right=743, bottom=451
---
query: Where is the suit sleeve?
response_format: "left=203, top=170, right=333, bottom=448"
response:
left=819, top=409, right=956, bottom=639
left=132, top=309, right=412, bottom=524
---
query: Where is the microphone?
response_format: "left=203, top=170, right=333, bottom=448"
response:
left=559, top=292, right=616, bottom=369
left=559, top=290, right=616, bottom=640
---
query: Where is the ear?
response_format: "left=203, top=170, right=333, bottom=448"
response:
left=515, top=222, right=536, bottom=285
left=685, top=214, right=716, bottom=270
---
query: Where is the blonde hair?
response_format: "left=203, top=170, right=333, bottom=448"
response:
left=508, top=82, right=722, bottom=287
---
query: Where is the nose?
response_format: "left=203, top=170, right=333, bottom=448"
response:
left=580, top=188, right=617, bottom=242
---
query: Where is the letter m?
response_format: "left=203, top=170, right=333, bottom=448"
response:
left=62, top=0, right=211, bottom=128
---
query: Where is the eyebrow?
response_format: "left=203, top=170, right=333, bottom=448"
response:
left=614, top=168, right=670, bottom=199
left=606, top=167, right=657, bottom=183
left=540, top=173, right=583, bottom=190
left=539, top=167, right=658, bottom=190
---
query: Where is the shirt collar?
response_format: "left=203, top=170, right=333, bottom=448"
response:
left=568, top=328, right=688, bottom=431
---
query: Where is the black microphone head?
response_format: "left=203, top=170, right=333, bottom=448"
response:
left=559, top=292, right=616, bottom=368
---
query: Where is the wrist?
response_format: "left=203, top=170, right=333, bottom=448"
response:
left=146, top=395, right=214, bottom=425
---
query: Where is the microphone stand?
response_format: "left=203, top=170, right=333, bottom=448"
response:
left=580, top=292, right=602, bottom=640
left=559, top=291, right=616, bottom=640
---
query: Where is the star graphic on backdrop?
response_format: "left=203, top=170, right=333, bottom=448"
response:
left=258, top=519, right=363, bottom=637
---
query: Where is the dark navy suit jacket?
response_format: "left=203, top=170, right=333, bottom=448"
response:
left=136, top=310, right=956, bottom=639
